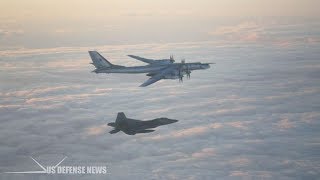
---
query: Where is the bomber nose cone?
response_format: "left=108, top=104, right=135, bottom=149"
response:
left=202, top=64, right=210, bottom=69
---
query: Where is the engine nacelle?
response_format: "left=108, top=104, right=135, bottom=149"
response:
left=154, top=60, right=174, bottom=65
left=163, top=74, right=180, bottom=79
left=163, top=69, right=185, bottom=79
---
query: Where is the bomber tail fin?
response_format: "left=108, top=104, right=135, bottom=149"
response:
left=89, top=51, right=115, bottom=69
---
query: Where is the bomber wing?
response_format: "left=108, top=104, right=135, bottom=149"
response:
left=127, top=55, right=156, bottom=64
left=140, top=65, right=176, bottom=87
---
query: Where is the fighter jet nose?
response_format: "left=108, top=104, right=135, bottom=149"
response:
left=168, top=119, right=178, bottom=124
left=156, top=118, right=178, bottom=124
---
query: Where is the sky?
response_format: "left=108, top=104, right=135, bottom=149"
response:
left=0, top=0, right=320, bottom=48
left=1, top=1, right=320, bottom=180
left=1, top=0, right=320, bottom=18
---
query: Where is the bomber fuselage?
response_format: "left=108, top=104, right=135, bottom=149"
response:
left=94, top=63, right=210, bottom=74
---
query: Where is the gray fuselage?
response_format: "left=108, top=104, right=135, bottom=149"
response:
left=94, top=63, right=209, bottom=74
left=95, top=65, right=167, bottom=74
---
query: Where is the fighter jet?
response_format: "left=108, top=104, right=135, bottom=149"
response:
left=89, top=51, right=212, bottom=87
left=107, top=112, right=178, bottom=135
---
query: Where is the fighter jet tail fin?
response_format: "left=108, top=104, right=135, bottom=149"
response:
left=116, top=112, right=127, bottom=123
left=109, top=129, right=120, bottom=134
left=89, top=51, right=115, bottom=69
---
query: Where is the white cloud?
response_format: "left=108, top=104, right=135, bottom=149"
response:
left=1, top=25, right=320, bottom=179
left=209, top=20, right=320, bottom=48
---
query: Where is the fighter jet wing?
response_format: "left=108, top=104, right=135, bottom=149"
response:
left=127, top=55, right=156, bottom=64
left=140, top=65, right=176, bottom=87
left=136, top=129, right=155, bottom=133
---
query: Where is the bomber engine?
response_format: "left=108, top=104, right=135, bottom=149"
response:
left=163, top=69, right=185, bottom=79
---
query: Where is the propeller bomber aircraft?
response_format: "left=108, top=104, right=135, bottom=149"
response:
left=89, top=51, right=212, bottom=87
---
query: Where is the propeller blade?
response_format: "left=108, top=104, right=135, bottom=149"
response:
left=170, top=54, right=174, bottom=63
left=178, top=68, right=183, bottom=82
left=179, top=75, right=183, bottom=82
left=185, top=65, right=190, bottom=79
left=170, top=55, right=175, bottom=63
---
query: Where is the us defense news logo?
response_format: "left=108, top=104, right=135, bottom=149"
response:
left=3, top=156, right=108, bottom=175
